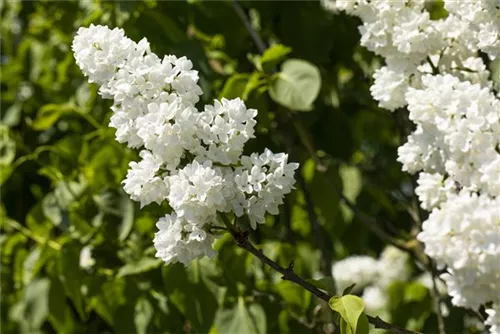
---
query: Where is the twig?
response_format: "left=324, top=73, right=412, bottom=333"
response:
left=429, top=257, right=446, bottom=334
left=230, top=0, right=266, bottom=54
left=5, top=218, right=61, bottom=251
left=223, top=220, right=421, bottom=334
left=426, top=56, right=439, bottom=75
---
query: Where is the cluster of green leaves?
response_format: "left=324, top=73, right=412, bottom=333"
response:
left=1, top=1, right=472, bottom=333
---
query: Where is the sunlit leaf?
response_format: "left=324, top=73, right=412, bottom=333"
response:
left=269, top=59, right=321, bottom=111
left=260, top=44, right=292, bottom=72
left=329, top=295, right=365, bottom=334
left=117, top=258, right=162, bottom=277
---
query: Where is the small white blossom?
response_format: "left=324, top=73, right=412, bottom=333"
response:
left=79, top=246, right=95, bottom=270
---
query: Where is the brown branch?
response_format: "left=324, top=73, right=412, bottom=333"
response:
left=230, top=0, right=266, bottom=54
left=226, top=224, right=421, bottom=334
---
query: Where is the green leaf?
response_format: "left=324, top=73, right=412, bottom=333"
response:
left=0, top=125, right=16, bottom=165
left=13, top=248, right=28, bottom=286
left=134, top=297, right=153, bottom=334
left=329, top=295, right=365, bottom=334
left=88, top=277, right=129, bottom=327
left=163, top=262, right=218, bottom=332
left=1, top=232, right=27, bottom=264
left=339, top=165, right=362, bottom=222
left=215, top=297, right=266, bottom=334
left=490, top=58, right=500, bottom=90
left=219, top=73, right=249, bottom=99
left=424, top=0, right=448, bottom=20
left=404, top=282, right=429, bottom=303
left=356, top=314, right=370, bottom=334
left=342, top=283, right=357, bottom=296
left=58, top=242, right=86, bottom=320
left=269, top=59, right=321, bottom=111
left=23, top=244, right=51, bottom=285
left=308, top=277, right=336, bottom=296
left=48, top=277, right=75, bottom=333
left=117, top=258, right=162, bottom=277
left=260, top=44, right=292, bottom=72
left=247, top=54, right=262, bottom=71
left=21, top=278, right=51, bottom=331
left=0, top=164, right=13, bottom=185
left=2, top=102, right=23, bottom=127
left=145, top=9, right=186, bottom=44
left=118, top=195, right=134, bottom=242
left=276, top=280, right=311, bottom=313
left=340, top=165, right=362, bottom=203
left=32, top=103, right=74, bottom=131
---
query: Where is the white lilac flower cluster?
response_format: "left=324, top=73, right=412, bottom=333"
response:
left=332, top=247, right=412, bottom=314
left=323, top=1, right=500, bottom=331
left=72, top=25, right=298, bottom=266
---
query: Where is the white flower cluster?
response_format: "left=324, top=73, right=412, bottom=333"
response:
left=323, top=1, right=500, bottom=331
left=419, top=192, right=500, bottom=309
left=332, top=247, right=411, bottom=314
left=73, top=25, right=298, bottom=266
left=487, top=306, right=500, bottom=334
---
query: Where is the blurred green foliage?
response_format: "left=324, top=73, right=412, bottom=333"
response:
left=0, top=1, right=468, bottom=333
